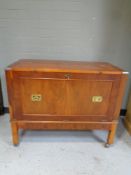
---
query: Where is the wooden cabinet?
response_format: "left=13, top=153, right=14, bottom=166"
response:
left=5, top=59, right=128, bottom=146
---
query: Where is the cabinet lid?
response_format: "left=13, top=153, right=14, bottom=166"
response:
left=6, top=59, right=124, bottom=74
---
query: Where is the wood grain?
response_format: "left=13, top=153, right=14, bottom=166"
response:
left=7, top=59, right=123, bottom=74
left=5, top=59, right=128, bottom=146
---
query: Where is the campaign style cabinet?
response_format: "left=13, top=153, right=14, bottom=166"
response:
left=5, top=59, right=128, bottom=146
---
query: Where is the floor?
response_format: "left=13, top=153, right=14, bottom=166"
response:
left=0, top=114, right=131, bottom=175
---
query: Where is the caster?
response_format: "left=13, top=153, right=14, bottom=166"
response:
left=13, top=143, right=19, bottom=146
left=105, top=143, right=110, bottom=148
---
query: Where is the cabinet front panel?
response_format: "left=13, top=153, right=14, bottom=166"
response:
left=13, top=71, right=120, bottom=81
left=12, top=75, right=118, bottom=121
left=16, top=78, right=67, bottom=115
left=66, top=80, right=112, bottom=116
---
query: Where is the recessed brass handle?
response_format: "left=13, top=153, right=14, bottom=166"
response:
left=92, top=96, right=103, bottom=103
left=64, top=73, right=72, bottom=79
left=31, top=94, right=42, bottom=102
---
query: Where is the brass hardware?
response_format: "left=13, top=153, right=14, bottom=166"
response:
left=64, top=73, right=72, bottom=79
left=92, top=96, right=103, bottom=103
left=31, top=94, right=42, bottom=102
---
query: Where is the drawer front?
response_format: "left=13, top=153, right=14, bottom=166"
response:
left=12, top=72, right=121, bottom=122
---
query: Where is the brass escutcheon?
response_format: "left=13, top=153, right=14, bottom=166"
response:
left=64, top=73, right=72, bottom=79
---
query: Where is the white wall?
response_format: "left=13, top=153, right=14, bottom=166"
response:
left=0, top=0, right=131, bottom=107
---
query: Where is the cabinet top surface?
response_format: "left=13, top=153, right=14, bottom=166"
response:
left=6, top=59, right=124, bottom=74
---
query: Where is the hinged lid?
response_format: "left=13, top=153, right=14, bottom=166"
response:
left=6, top=59, right=124, bottom=74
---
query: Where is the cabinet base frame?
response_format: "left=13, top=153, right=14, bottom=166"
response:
left=11, top=120, right=118, bottom=147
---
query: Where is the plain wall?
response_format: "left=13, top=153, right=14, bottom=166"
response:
left=0, top=0, right=131, bottom=107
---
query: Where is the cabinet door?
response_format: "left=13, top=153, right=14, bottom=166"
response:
left=13, top=78, right=68, bottom=119
left=65, top=79, right=120, bottom=121
left=66, top=80, right=112, bottom=115
left=12, top=72, right=120, bottom=122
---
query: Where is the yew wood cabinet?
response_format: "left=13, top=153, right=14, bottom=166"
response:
left=5, top=59, right=128, bottom=146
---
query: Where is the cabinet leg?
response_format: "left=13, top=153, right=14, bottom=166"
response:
left=105, top=123, right=117, bottom=147
left=11, top=122, right=19, bottom=146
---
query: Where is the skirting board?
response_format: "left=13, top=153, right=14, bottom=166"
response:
left=2, top=107, right=127, bottom=116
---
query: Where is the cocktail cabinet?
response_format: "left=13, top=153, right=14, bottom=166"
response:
left=5, top=59, right=128, bottom=146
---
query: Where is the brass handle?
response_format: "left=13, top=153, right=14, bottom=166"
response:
left=64, top=73, right=72, bottom=79
left=92, top=96, right=103, bottom=103
left=31, top=94, right=42, bottom=102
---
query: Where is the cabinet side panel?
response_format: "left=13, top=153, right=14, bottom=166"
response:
left=113, top=74, right=128, bottom=120
left=5, top=69, right=14, bottom=120
left=0, top=79, right=4, bottom=114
